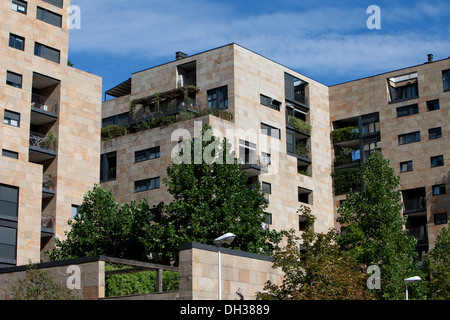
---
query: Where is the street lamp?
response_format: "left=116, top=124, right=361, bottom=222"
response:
left=215, top=233, right=236, bottom=300
left=404, top=276, right=422, bottom=300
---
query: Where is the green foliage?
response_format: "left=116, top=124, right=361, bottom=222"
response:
left=288, top=116, right=312, bottom=135
left=331, top=166, right=362, bottom=195
left=49, top=185, right=157, bottom=262
left=295, top=140, right=309, bottom=158
left=337, top=151, right=419, bottom=300
left=423, top=226, right=450, bottom=300
left=332, top=126, right=359, bottom=143
left=11, top=264, right=79, bottom=300
left=152, top=124, right=281, bottom=265
left=101, top=125, right=128, bottom=141
left=257, top=206, right=376, bottom=300
left=105, top=264, right=179, bottom=297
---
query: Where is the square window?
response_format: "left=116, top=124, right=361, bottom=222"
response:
left=432, top=184, right=446, bottom=196
left=3, top=110, right=20, bottom=127
left=429, top=127, right=442, bottom=140
left=207, top=86, right=228, bottom=110
left=431, top=155, right=444, bottom=168
left=427, top=100, right=440, bottom=111
left=400, top=161, right=413, bottom=173
left=12, top=0, right=27, bottom=14
left=298, top=187, right=313, bottom=205
left=434, top=213, right=448, bottom=225
left=9, top=34, right=25, bottom=51
left=6, top=71, right=22, bottom=89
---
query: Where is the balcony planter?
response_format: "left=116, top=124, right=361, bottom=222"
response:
left=332, top=126, right=359, bottom=143
left=332, top=166, right=362, bottom=195
left=288, top=116, right=312, bottom=135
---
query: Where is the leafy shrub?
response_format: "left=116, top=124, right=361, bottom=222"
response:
left=332, top=127, right=359, bottom=143
left=331, top=167, right=362, bottom=195
left=288, top=116, right=312, bottom=135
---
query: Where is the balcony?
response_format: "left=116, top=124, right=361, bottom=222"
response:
left=30, top=94, right=58, bottom=125
left=240, top=156, right=269, bottom=178
left=332, top=126, right=360, bottom=147
left=286, top=115, right=312, bottom=138
left=41, top=215, right=55, bottom=238
left=29, top=132, right=57, bottom=163
left=42, top=175, right=56, bottom=199
left=402, top=187, right=426, bottom=215
left=408, top=226, right=428, bottom=245
left=334, top=148, right=361, bottom=169
left=332, top=166, right=362, bottom=196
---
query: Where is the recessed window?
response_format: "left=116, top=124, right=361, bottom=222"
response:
left=36, top=7, right=62, bottom=27
left=261, top=152, right=271, bottom=165
left=0, top=184, right=19, bottom=220
left=431, top=155, right=444, bottom=168
left=0, top=225, right=17, bottom=265
left=3, top=110, right=20, bottom=127
left=434, top=213, right=448, bottom=225
left=429, top=127, right=442, bottom=140
left=400, top=161, right=413, bottom=173
left=135, top=146, right=160, bottom=163
left=71, top=205, right=79, bottom=219
left=298, top=187, right=313, bottom=205
left=361, top=113, right=380, bottom=135
left=260, top=94, right=281, bottom=112
left=397, top=104, right=418, bottom=118
left=6, top=71, right=22, bottom=89
left=11, top=0, right=27, bottom=14
left=34, top=42, right=60, bottom=63
left=399, top=131, right=421, bottom=145
left=2, top=150, right=18, bottom=160
left=9, top=34, right=25, bottom=51
left=207, top=86, right=228, bottom=110
left=134, top=177, right=160, bottom=193
left=262, top=182, right=271, bottom=195
left=42, top=0, right=63, bottom=8
left=443, top=70, right=450, bottom=92
left=432, top=184, right=446, bottom=196
left=299, top=214, right=314, bottom=231
left=388, top=73, right=419, bottom=102
left=100, top=152, right=116, bottom=182
left=262, top=212, right=272, bottom=231
left=261, top=123, right=281, bottom=139
left=427, top=99, right=440, bottom=111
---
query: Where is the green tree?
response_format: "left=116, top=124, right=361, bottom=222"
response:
left=49, top=185, right=157, bottom=262
left=257, top=206, right=375, bottom=300
left=152, top=124, right=281, bottom=264
left=11, top=264, right=79, bottom=300
left=423, top=226, right=450, bottom=300
left=337, top=151, right=419, bottom=300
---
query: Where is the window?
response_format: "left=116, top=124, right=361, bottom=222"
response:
left=443, top=70, right=450, bottom=92
left=260, top=94, right=281, bottom=111
left=36, top=7, right=62, bottom=27
left=0, top=184, right=19, bottom=220
left=134, top=177, right=160, bottom=193
left=432, top=184, right=446, bottom=196
left=207, top=86, right=228, bottom=110
left=399, top=132, right=420, bottom=145
left=397, top=104, right=418, bottom=118
left=2, top=150, right=18, bottom=160
left=363, top=141, right=381, bottom=159
left=261, top=123, right=281, bottom=139
left=3, top=110, right=20, bottom=127
left=298, top=187, right=313, bottom=205
left=6, top=71, right=22, bottom=88
left=9, top=34, right=25, bottom=51
left=431, top=155, right=444, bottom=168
left=100, top=152, right=117, bottom=182
left=400, top=161, right=413, bottom=173
left=102, top=112, right=130, bottom=128
left=427, top=99, right=440, bottom=111
left=11, top=0, right=27, bottom=14
left=388, top=73, right=419, bottom=102
left=42, top=0, right=63, bottom=8
left=0, top=225, right=17, bottom=265
left=71, top=205, right=79, bottom=219
left=261, top=152, right=271, bottom=165
left=429, top=127, right=442, bottom=140
left=239, top=140, right=257, bottom=164
left=262, top=212, right=272, bottom=231
left=361, top=113, right=380, bottom=135
left=299, top=214, right=313, bottom=231
left=285, top=73, right=309, bottom=106
left=262, top=182, right=271, bottom=195
left=34, top=43, right=60, bottom=63
left=135, top=146, right=160, bottom=163
left=434, top=213, right=448, bottom=225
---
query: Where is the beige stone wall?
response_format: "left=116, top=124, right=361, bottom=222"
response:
left=329, top=58, right=450, bottom=248
left=0, top=0, right=102, bottom=265
left=178, top=244, right=284, bottom=300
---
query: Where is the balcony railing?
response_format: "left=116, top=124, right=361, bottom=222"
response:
left=403, top=197, right=426, bottom=214
left=29, top=132, right=57, bottom=152
left=41, top=216, right=55, bottom=233
left=31, top=93, right=58, bottom=114
left=287, top=115, right=312, bottom=136
left=133, top=98, right=202, bottom=122
left=332, top=127, right=360, bottom=144
left=408, top=226, right=428, bottom=243
left=294, top=92, right=309, bottom=106
left=43, top=175, right=56, bottom=191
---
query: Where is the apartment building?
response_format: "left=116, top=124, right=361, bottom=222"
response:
left=101, top=43, right=336, bottom=237
left=101, top=44, right=448, bottom=258
left=0, top=0, right=102, bottom=267
left=329, top=54, right=450, bottom=257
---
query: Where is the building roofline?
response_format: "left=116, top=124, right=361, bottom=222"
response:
left=329, top=56, right=450, bottom=87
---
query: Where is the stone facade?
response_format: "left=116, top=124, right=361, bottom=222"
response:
left=0, top=0, right=102, bottom=267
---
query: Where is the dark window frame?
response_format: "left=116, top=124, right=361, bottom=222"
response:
left=429, top=127, right=442, bottom=140
left=397, top=104, right=419, bottom=118
left=398, top=131, right=421, bottom=145
left=3, top=110, right=20, bottom=127
left=400, top=161, right=413, bottom=173
left=2, top=150, right=18, bottom=159
left=443, top=69, right=450, bottom=92
left=36, top=6, right=62, bottom=28
left=134, top=177, right=160, bottom=193
left=34, top=42, right=60, bottom=63
left=6, top=71, right=22, bottom=89
left=135, top=146, right=160, bottom=163
left=11, top=0, right=27, bottom=14
left=432, top=184, right=446, bottom=196
left=427, top=99, right=440, bottom=111
left=261, top=123, right=281, bottom=140
left=9, top=33, right=25, bottom=51
left=262, top=182, right=272, bottom=195
left=100, top=152, right=117, bottom=182
left=207, top=86, right=228, bottom=110
left=42, top=0, right=63, bottom=8
left=434, top=213, right=448, bottom=225
left=431, top=155, right=444, bottom=168
left=0, top=184, right=19, bottom=221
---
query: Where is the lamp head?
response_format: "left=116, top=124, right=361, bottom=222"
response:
left=215, top=233, right=236, bottom=247
left=404, top=276, right=422, bottom=285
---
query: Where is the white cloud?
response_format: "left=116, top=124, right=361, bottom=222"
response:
left=69, top=0, right=450, bottom=84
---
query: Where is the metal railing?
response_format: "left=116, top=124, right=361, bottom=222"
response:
left=31, top=93, right=58, bottom=114
left=29, top=132, right=57, bottom=152
left=133, top=98, right=203, bottom=122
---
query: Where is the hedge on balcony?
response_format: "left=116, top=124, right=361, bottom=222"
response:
left=332, top=126, right=359, bottom=143
left=288, top=116, right=312, bottom=135
left=332, top=166, right=362, bottom=195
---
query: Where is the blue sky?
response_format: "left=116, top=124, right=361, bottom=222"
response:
left=69, top=0, right=450, bottom=100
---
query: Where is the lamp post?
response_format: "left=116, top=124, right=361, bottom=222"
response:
left=215, top=233, right=236, bottom=300
left=404, top=276, right=422, bottom=300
